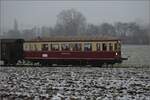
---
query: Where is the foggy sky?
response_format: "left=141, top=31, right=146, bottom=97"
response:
left=0, top=1, right=150, bottom=34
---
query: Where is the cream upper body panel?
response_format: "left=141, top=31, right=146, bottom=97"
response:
left=23, top=40, right=120, bottom=52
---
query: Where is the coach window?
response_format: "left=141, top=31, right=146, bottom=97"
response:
left=72, top=43, right=82, bottom=51
left=102, top=43, right=107, bottom=51
left=84, top=43, right=92, bottom=51
left=34, top=44, right=38, bottom=51
left=24, top=44, right=28, bottom=51
left=61, top=44, right=70, bottom=51
left=109, top=43, right=113, bottom=51
left=51, top=44, right=59, bottom=51
left=114, top=43, right=117, bottom=51
left=96, top=43, right=101, bottom=51
left=42, top=44, right=48, bottom=51
left=118, top=43, right=121, bottom=51
left=29, top=44, right=32, bottom=51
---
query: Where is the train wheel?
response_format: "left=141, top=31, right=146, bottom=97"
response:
left=41, top=62, right=47, bottom=66
left=98, top=64, right=103, bottom=67
left=4, top=60, right=8, bottom=66
left=40, top=61, right=52, bottom=67
left=103, top=63, right=108, bottom=67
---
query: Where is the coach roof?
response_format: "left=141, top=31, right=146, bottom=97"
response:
left=25, top=36, right=119, bottom=42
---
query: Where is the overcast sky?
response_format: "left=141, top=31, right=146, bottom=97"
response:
left=0, top=0, right=150, bottom=34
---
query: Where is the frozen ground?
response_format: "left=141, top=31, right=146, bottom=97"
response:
left=122, top=45, right=150, bottom=66
left=0, top=67, right=150, bottom=100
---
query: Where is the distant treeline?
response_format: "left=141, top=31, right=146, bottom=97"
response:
left=1, top=9, right=150, bottom=44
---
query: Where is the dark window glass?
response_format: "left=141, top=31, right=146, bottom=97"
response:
left=61, top=44, right=70, bottom=51
left=114, top=43, right=117, bottom=51
left=42, top=44, right=48, bottom=51
left=109, top=43, right=113, bottom=51
left=118, top=43, right=121, bottom=51
left=51, top=44, right=59, bottom=51
left=71, top=43, right=82, bottom=51
left=102, top=43, right=107, bottom=51
left=84, top=43, right=92, bottom=51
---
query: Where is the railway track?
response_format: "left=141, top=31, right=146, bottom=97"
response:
left=0, top=64, right=98, bottom=67
left=1, top=64, right=150, bottom=68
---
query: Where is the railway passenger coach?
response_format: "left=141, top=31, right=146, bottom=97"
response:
left=0, top=36, right=127, bottom=66
left=23, top=37, right=123, bottom=66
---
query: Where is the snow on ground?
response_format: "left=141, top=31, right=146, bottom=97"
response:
left=0, top=67, right=150, bottom=100
left=122, top=45, right=150, bottom=66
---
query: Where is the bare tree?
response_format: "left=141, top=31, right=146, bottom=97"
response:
left=86, top=24, right=99, bottom=35
left=114, top=22, right=150, bottom=44
left=114, top=22, right=129, bottom=37
left=99, top=23, right=116, bottom=36
left=55, top=8, right=87, bottom=36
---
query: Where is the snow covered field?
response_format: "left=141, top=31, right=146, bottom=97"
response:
left=122, top=45, right=150, bottom=66
left=0, top=67, right=150, bottom=100
left=0, top=45, right=150, bottom=99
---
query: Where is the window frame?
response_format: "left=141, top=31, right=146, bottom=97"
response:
left=109, top=43, right=113, bottom=51
left=23, top=43, right=29, bottom=51
left=51, top=43, right=60, bottom=51
left=96, top=43, right=101, bottom=51
left=84, top=43, right=92, bottom=52
left=42, top=44, right=49, bottom=51
left=102, top=43, right=107, bottom=51
left=70, top=43, right=82, bottom=51
left=61, top=43, right=70, bottom=51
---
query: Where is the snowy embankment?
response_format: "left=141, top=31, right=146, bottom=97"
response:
left=0, top=67, right=150, bottom=100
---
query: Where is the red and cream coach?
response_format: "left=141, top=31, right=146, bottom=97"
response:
left=23, top=36, right=125, bottom=66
